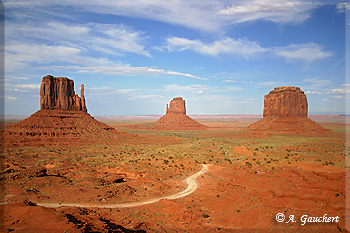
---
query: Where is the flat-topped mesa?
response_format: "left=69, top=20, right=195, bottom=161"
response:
left=166, top=97, right=186, bottom=114
left=40, top=75, right=87, bottom=112
left=263, top=86, right=307, bottom=117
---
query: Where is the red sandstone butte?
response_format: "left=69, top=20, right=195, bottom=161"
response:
left=166, top=97, right=186, bottom=114
left=3, top=75, right=127, bottom=147
left=40, top=75, right=87, bottom=112
left=248, top=86, right=330, bottom=135
left=156, top=97, right=206, bottom=130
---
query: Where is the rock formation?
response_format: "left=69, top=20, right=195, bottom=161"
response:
left=248, top=86, right=330, bottom=135
left=156, top=97, right=207, bottom=130
left=263, top=86, right=307, bottom=117
left=40, top=75, right=87, bottom=111
left=3, top=75, right=127, bottom=147
left=166, top=97, right=186, bottom=114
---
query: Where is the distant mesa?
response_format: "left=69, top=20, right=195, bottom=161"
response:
left=248, top=86, right=330, bottom=135
left=3, top=75, right=127, bottom=147
left=156, top=97, right=207, bottom=130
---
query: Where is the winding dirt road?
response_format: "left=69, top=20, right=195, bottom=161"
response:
left=37, top=164, right=210, bottom=209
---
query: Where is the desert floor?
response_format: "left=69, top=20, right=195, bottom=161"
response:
left=1, top=116, right=348, bottom=232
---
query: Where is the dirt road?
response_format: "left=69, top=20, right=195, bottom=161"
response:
left=37, top=164, right=210, bottom=209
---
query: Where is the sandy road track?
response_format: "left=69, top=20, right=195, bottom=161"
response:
left=36, top=164, right=210, bottom=209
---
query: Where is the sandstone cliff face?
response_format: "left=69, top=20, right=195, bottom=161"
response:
left=40, top=75, right=87, bottom=112
left=263, top=86, right=307, bottom=117
left=166, top=97, right=186, bottom=114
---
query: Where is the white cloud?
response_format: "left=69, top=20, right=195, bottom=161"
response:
left=6, top=83, right=41, bottom=92
left=4, top=0, right=227, bottom=32
left=256, top=81, right=280, bottom=87
left=6, top=21, right=150, bottom=58
left=37, top=65, right=206, bottom=80
left=305, top=90, right=322, bottom=94
left=162, top=83, right=242, bottom=95
left=223, top=80, right=237, bottom=83
left=303, top=77, right=332, bottom=90
left=328, top=88, right=350, bottom=94
left=166, top=37, right=267, bottom=58
left=15, top=84, right=40, bottom=89
left=4, top=0, right=328, bottom=33
left=5, top=44, right=82, bottom=72
left=166, top=37, right=331, bottom=64
left=337, top=2, right=350, bottom=12
left=274, top=43, right=332, bottom=63
left=217, top=0, right=320, bottom=24
left=333, top=95, right=343, bottom=99
left=163, top=84, right=210, bottom=94
left=7, top=96, right=16, bottom=101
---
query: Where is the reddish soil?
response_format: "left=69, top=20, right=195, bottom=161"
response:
left=157, top=113, right=207, bottom=130
left=127, top=113, right=208, bottom=131
left=1, top=118, right=347, bottom=232
left=248, top=116, right=331, bottom=135
left=2, top=109, right=130, bottom=147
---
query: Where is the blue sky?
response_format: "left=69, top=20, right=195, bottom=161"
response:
left=3, top=0, right=349, bottom=116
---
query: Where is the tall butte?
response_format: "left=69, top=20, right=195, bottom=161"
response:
left=156, top=97, right=206, bottom=130
left=3, top=75, right=127, bottom=147
left=248, top=86, right=330, bottom=134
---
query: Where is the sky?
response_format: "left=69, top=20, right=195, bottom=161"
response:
left=2, top=0, right=349, bottom=116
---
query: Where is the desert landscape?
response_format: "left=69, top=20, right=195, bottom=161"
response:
left=0, top=76, right=348, bottom=232
left=2, top=2, right=347, bottom=232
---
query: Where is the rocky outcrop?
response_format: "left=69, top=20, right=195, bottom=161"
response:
left=248, top=86, right=330, bottom=135
left=166, top=97, right=186, bottom=114
left=40, top=75, right=87, bottom=112
left=3, top=75, right=128, bottom=147
left=156, top=97, right=206, bottom=130
left=263, top=86, right=307, bottom=117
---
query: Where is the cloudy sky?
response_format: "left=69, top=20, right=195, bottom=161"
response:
left=3, top=0, right=349, bottom=116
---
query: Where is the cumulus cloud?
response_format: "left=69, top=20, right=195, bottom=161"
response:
left=166, top=37, right=267, bottom=58
left=274, top=43, right=332, bottom=63
left=217, top=0, right=320, bottom=24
